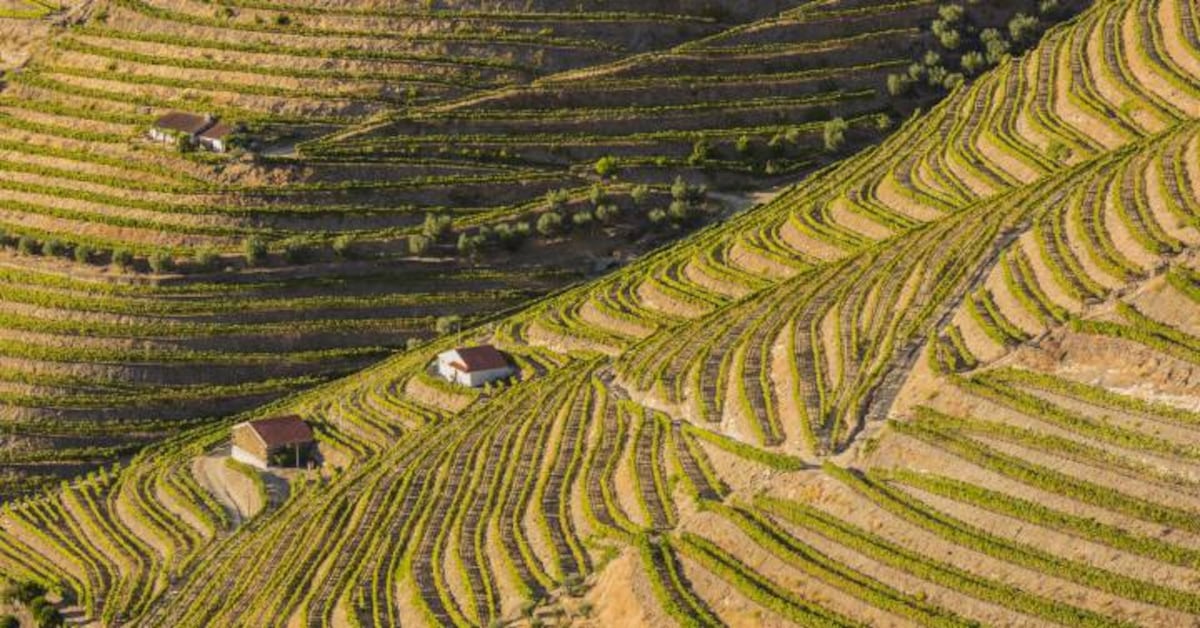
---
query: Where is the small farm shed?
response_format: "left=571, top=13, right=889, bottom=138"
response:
left=198, top=122, right=234, bottom=153
left=231, top=416, right=314, bottom=469
left=149, top=111, right=214, bottom=144
left=436, top=345, right=515, bottom=387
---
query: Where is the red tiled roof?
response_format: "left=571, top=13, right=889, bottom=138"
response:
left=453, top=345, right=509, bottom=372
left=153, top=111, right=213, bottom=135
left=246, top=416, right=313, bottom=448
left=199, top=122, right=234, bottom=140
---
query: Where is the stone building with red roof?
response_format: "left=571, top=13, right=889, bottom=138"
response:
left=231, top=415, right=314, bottom=469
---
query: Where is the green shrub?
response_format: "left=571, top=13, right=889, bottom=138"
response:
left=17, top=236, right=36, bottom=255
left=2, top=580, right=45, bottom=604
left=981, top=28, right=1010, bottom=64
left=148, top=252, right=173, bottom=273
left=594, top=155, right=619, bottom=177
left=537, top=212, right=563, bottom=237
left=408, top=234, right=431, bottom=255
left=735, top=134, right=752, bottom=155
left=1008, top=12, right=1039, bottom=44
left=887, top=73, right=911, bottom=96
left=596, top=204, right=621, bottom=224
left=41, top=239, right=64, bottom=257
left=332, top=235, right=355, bottom=259
left=422, top=213, right=453, bottom=240
left=823, top=117, right=849, bottom=153
left=111, top=248, right=133, bottom=269
left=192, top=247, right=219, bottom=271
left=243, top=236, right=268, bottom=266
left=960, top=51, right=987, bottom=75
left=435, top=315, right=461, bottom=335
left=572, top=211, right=594, bottom=229
left=544, top=188, right=570, bottom=212
left=687, top=138, right=710, bottom=165
left=73, top=244, right=93, bottom=264
left=0, top=615, right=16, bottom=628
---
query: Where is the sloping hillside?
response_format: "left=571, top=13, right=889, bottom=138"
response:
left=0, top=0, right=1036, bottom=495
left=1, top=0, right=1199, bottom=625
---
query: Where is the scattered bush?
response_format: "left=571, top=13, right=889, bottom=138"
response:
left=422, top=213, right=453, bottom=240
left=735, top=134, right=752, bottom=155
left=589, top=184, right=608, bottom=206
left=961, top=50, right=987, bottom=75
left=243, top=237, right=268, bottom=266
left=981, top=28, right=1010, bottom=64
left=73, top=244, right=93, bottom=264
left=16, top=236, right=36, bottom=256
left=823, top=117, right=849, bottom=153
left=148, top=251, right=173, bottom=273
left=1008, top=12, right=1040, bottom=44
left=630, top=185, right=651, bottom=205
left=332, top=235, right=356, bottom=259
left=435, top=315, right=461, bottom=335
left=537, top=212, right=563, bottom=237
left=408, top=234, right=431, bottom=256
left=887, top=73, right=912, bottom=96
left=596, top=204, right=621, bottom=224
left=687, top=138, right=710, bottom=165
left=544, top=188, right=570, bottom=213
left=2, top=580, right=45, bottom=605
left=593, top=155, right=619, bottom=177
left=192, top=247, right=220, bottom=271
left=111, top=248, right=133, bottom=269
left=41, top=239, right=64, bottom=257
left=572, top=211, right=594, bottom=229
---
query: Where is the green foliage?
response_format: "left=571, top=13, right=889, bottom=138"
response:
left=192, top=247, right=220, bottom=271
left=422, top=212, right=453, bottom=241
left=887, top=73, right=912, bottom=96
left=73, top=244, right=93, bottom=264
left=3, top=580, right=46, bottom=605
left=595, top=204, right=620, bottom=224
left=823, top=117, right=849, bottom=153
left=435, top=315, right=461, bottom=335
left=41, top=239, right=64, bottom=257
left=629, top=185, right=651, bottom=206
left=407, top=234, right=431, bottom=255
left=537, top=212, right=563, bottom=237
left=242, top=236, right=268, bottom=266
left=980, top=28, right=1010, bottom=64
left=16, top=236, right=36, bottom=256
left=593, top=155, right=619, bottom=178
left=687, top=138, right=710, bottom=165
left=544, top=188, right=570, bottom=213
left=148, top=251, right=173, bottom=274
left=110, top=248, right=133, bottom=269
left=1008, top=12, right=1040, bottom=44
left=332, top=235, right=356, bottom=259
left=960, top=51, right=986, bottom=75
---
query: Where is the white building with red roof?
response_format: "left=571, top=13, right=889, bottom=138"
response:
left=436, top=345, right=515, bottom=387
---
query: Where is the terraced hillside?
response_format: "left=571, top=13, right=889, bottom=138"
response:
left=5, top=0, right=1200, bottom=625
left=0, top=0, right=1049, bottom=495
